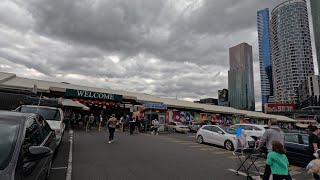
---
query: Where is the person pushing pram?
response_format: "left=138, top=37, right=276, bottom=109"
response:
left=233, top=127, right=249, bottom=155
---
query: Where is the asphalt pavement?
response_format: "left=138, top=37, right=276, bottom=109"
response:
left=49, top=130, right=313, bottom=180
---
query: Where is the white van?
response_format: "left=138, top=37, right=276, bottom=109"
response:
left=16, top=105, right=65, bottom=146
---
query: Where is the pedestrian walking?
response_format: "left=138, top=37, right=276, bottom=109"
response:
left=266, top=141, right=292, bottom=180
left=152, top=119, right=159, bottom=135
left=135, top=116, right=140, bottom=134
left=308, top=125, right=320, bottom=179
left=107, top=114, right=117, bottom=143
left=71, top=112, right=76, bottom=129
left=88, top=114, right=95, bottom=131
left=129, top=114, right=135, bottom=135
left=258, top=119, right=285, bottom=180
left=233, top=127, right=248, bottom=155
left=119, top=117, right=124, bottom=132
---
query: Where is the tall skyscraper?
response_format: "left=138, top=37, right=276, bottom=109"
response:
left=228, top=43, right=255, bottom=111
left=310, top=0, right=320, bottom=73
left=270, top=0, right=314, bottom=104
left=257, top=8, right=274, bottom=112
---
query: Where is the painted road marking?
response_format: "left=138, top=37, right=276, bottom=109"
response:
left=227, top=169, right=296, bottom=180
left=188, top=145, right=207, bottom=148
left=171, top=140, right=189, bottom=143
left=200, top=148, right=218, bottom=151
left=66, top=130, right=73, bottom=180
left=51, top=167, right=68, bottom=170
left=227, top=156, right=239, bottom=159
left=179, top=142, right=197, bottom=145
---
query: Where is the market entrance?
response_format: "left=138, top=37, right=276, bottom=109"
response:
left=65, top=88, right=124, bottom=121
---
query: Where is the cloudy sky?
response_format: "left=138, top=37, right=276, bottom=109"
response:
left=0, top=0, right=317, bottom=111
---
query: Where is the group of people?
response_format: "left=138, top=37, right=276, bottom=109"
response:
left=69, top=112, right=101, bottom=130
left=234, top=119, right=320, bottom=180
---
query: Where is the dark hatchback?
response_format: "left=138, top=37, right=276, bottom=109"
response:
left=284, top=130, right=312, bottom=166
left=0, top=111, right=56, bottom=180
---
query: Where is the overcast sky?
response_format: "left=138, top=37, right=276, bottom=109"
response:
left=0, top=0, right=317, bottom=111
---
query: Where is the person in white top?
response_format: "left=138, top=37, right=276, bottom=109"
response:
left=152, top=119, right=159, bottom=135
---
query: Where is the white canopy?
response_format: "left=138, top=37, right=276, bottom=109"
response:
left=60, top=99, right=90, bottom=111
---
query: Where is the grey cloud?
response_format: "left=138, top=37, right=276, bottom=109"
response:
left=0, top=0, right=295, bottom=111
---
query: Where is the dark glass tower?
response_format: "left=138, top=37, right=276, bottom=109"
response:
left=257, top=8, right=274, bottom=112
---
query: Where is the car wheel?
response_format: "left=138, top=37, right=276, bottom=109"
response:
left=197, top=135, right=204, bottom=144
left=172, top=128, right=176, bottom=133
left=224, top=140, right=234, bottom=151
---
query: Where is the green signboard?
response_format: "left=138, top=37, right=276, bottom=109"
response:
left=65, top=89, right=122, bottom=101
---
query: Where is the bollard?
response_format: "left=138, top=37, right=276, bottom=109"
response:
left=98, top=121, right=102, bottom=132
left=85, top=121, right=89, bottom=132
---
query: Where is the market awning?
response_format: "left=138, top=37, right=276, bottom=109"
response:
left=60, top=99, right=90, bottom=110
left=295, top=123, right=312, bottom=128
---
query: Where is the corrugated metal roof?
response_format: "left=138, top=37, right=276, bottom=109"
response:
left=0, top=72, right=296, bottom=122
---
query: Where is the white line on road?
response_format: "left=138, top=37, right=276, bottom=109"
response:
left=66, top=130, right=73, bottom=180
left=51, top=167, right=68, bottom=170
left=227, top=169, right=296, bottom=180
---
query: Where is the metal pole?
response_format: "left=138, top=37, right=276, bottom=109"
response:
left=36, top=92, right=42, bottom=113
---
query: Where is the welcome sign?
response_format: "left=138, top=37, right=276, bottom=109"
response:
left=65, top=89, right=122, bottom=101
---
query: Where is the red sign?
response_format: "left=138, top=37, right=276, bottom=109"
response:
left=265, top=104, right=296, bottom=112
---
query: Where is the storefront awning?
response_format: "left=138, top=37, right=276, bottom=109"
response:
left=60, top=99, right=90, bottom=110
left=295, top=123, right=312, bottom=128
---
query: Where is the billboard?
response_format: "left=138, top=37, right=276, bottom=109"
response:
left=218, top=89, right=228, bottom=102
left=265, top=104, right=296, bottom=113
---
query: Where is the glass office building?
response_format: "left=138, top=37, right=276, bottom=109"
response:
left=257, top=8, right=274, bottom=112
left=228, top=43, right=255, bottom=111
left=310, top=0, right=320, bottom=73
left=270, top=0, right=314, bottom=104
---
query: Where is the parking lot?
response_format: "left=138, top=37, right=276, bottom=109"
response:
left=49, top=129, right=312, bottom=180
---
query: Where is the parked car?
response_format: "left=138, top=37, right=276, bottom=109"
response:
left=16, top=105, right=65, bottom=146
left=186, top=121, right=201, bottom=132
left=166, top=121, right=189, bottom=133
left=231, top=124, right=267, bottom=140
left=0, top=111, right=56, bottom=180
left=196, top=125, right=255, bottom=151
left=283, top=130, right=312, bottom=166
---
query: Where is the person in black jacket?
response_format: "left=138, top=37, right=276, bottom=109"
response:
left=308, top=125, right=320, bottom=180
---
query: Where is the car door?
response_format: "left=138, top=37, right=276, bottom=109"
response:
left=210, top=126, right=225, bottom=146
left=284, top=133, right=302, bottom=163
left=299, top=134, right=313, bottom=164
left=201, top=126, right=214, bottom=144
left=36, top=115, right=56, bottom=179
left=15, top=117, right=51, bottom=180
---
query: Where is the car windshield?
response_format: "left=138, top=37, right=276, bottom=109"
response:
left=0, top=120, right=19, bottom=170
left=221, top=127, right=236, bottom=134
left=20, top=106, right=61, bottom=121
left=176, top=122, right=184, bottom=126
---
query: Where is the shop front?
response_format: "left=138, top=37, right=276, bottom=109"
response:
left=65, top=89, right=124, bottom=119
left=138, top=103, right=167, bottom=132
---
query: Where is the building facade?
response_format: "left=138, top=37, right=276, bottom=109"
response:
left=270, top=0, right=314, bottom=104
left=218, top=89, right=229, bottom=102
left=257, top=8, right=274, bottom=112
left=310, top=0, right=320, bottom=74
left=228, top=43, right=255, bottom=111
left=297, top=75, right=320, bottom=109
left=194, top=98, right=218, bottom=105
